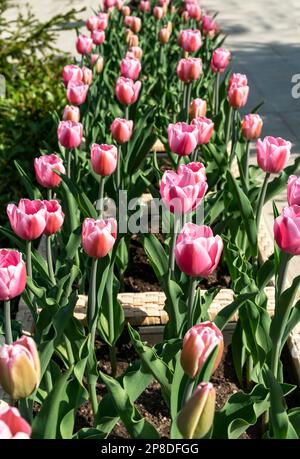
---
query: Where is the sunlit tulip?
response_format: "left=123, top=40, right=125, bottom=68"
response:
left=256, top=136, right=291, bottom=173
left=189, top=98, right=207, bottom=119
left=179, top=29, right=202, bottom=53
left=91, top=54, right=104, bottom=73
left=63, top=105, right=80, bottom=122
left=34, top=154, right=65, bottom=188
left=202, top=14, right=218, bottom=38
left=62, top=65, right=83, bottom=87
left=0, top=404, right=31, bottom=439
left=82, top=218, right=117, bottom=258
left=91, top=144, right=118, bottom=176
left=177, top=57, right=202, bottom=83
left=76, top=34, right=93, bottom=55
left=43, top=200, right=65, bottom=236
left=86, top=15, right=100, bottom=31
left=91, top=30, right=105, bottom=46
left=120, top=55, right=141, bottom=80
left=211, top=48, right=231, bottom=73
left=0, top=250, right=26, bottom=301
left=288, top=175, right=300, bottom=206
left=274, top=205, right=300, bottom=255
left=191, top=117, right=214, bottom=145
left=111, top=118, right=133, bottom=144
left=82, top=66, right=93, bottom=85
left=115, top=77, right=141, bottom=105
left=168, top=122, right=198, bottom=156
left=67, top=80, right=89, bottom=106
left=7, top=199, right=46, bottom=241
left=57, top=120, right=83, bottom=149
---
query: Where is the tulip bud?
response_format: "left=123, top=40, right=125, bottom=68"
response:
left=185, top=3, right=202, bottom=20
left=128, top=34, right=139, bottom=47
left=57, top=120, right=83, bottom=149
left=34, top=154, right=66, bottom=188
left=76, top=34, right=93, bottom=55
left=180, top=321, right=224, bottom=379
left=177, top=57, right=202, bottom=83
left=91, top=54, right=104, bottom=74
left=62, top=65, right=83, bottom=87
left=256, top=136, right=291, bottom=173
left=43, top=200, right=65, bottom=236
left=7, top=199, right=46, bottom=241
left=122, top=5, right=131, bottom=16
left=153, top=6, right=164, bottom=19
left=97, top=12, right=109, bottom=30
left=111, top=118, right=133, bottom=144
left=159, top=27, right=170, bottom=44
left=82, top=66, right=93, bottom=85
left=0, top=404, right=31, bottom=439
left=241, top=114, right=263, bottom=140
left=124, top=16, right=142, bottom=33
left=120, top=55, right=141, bottom=80
left=191, top=116, right=214, bottom=145
left=274, top=205, right=300, bottom=255
left=0, top=250, right=26, bottom=301
left=82, top=218, right=117, bottom=258
left=86, top=15, right=100, bottom=31
left=115, top=77, right=141, bottom=105
left=167, top=21, right=173, bottom=33
left=182, top=10, right=190, bottom=22
left=0, top=336, right=40, bottom=400
left=128, top=46, right=143, bottom=60
left=139, top=0, right=150, bottom=13
left=168, top=122, right=198, bottom=156
left=189, top=98, right=207, bottom=119
left=288, top=175, right=300, bottom=206
left=91, top=30, right=105, bottom=46
left=91, top=144, right=118, bottom=176
left=179, top=29, right=202, bottom=53
left=211, top=48, right=231, bottom=74
left=67, top=80, right=89, bottom=106
left=177, top=382, right=215, bottom=439
left=202, top=14, right=218, bottom=38
left=63, top=105, right=80, bottom=122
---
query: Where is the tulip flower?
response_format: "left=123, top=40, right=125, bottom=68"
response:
left=120, top=56, right=141, bottom=80
left=185, top=3, right=202, bottom=20
left=182, top=10, right=190, bottom=22
left=211, top=48, right=231, bottom=74
left=115, top=77, right=141, bottom=105
left=103, top=0, right=116, bottom=9
left=228, top=83, right=249, bottom=109
left=177, top=382, right=215, bottom=439
left=159, top=27, right=171, bottom=44
left=91, top=144, right=118, bottom=176
left=0, top=404, right=31, bottom=439
left=124, top=16, right=142, bottom=33
left=7, top=199, right=46, bottom=241
left=62, top=64, right=83, bottom=87
left=91, top=54, right=104, bottom=73
left=82, top=218, right=117, bottom=259
left=139, top=0, right=150, bottom=12
left=111, top=118, right=133, bottom=144
left=34, top=154, right=65, bottom=189
left=288, top=175, right=300, bottom=206
left=153, top=6, right=164, bottom=19
left=122, top=5, right=131, bottom=16
left=82, top=66, right=93, bottom=85
left=67, top=80, right=89, bottom=106
left=179, top=29, right=202, bottom=53
left=91, top=30, right=105, bottom=46
left=0, top=250, right=26, bottom=302
left=177, top=57, right=202, bottom=83
left=97, top=12, right=108, bottom=30
left=191, top=117, right=214, bottom=145
left=86, top=15, right=100, bottom=31
left=43, top=200, right=64, bottom=236
left=175, top=223, right=223, bottom=277
left=57, top=120, right=83, bottom=149
left=202, top=14, right=218, bottom=38
left=63, top=105, right=80, bottom=122
left=160, top=163, right=207, bottom=214
left=189, top=98, right=207, bottom=119
left=181, top=321, right=224, bottom=379
left=76, top=34, right=93, bottom=55
left=241, top=114, right=263, bottom=141
left=168, top=122, right=198, bottom=156
left=274, top=205, right=300, bottom=255
left=127, top=34, right=139, bottom=47
left=256, top=136, right=291, bottom=174
left=0, top=336, right=40, bottom=400
left=128, top=46, right=143, bottom=60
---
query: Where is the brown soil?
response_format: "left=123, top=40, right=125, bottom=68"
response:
left=123, top=235, right=231, bottom=292
left=75, top=341, right=258, bottom=439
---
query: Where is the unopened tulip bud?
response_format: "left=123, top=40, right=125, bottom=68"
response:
left=128, top=34, right=139, bottom=47
left=91, top=144, right=118, bottom=176
left=177, top=57, right=202, bottom=83
left=67, top=80, right=89, bottom=106
left=186, top=3, right=202, bottom=20
left=139, top=0, right=150, bottom=13
left=180, top=321, right=224, bottom=379
left=153, top=5, right=164, bottom=19
left=82, top=218, right=117, bottom=258
left=57, top=121, right=83, bottom=149
left=98, top=12, right=109, bottom=30
left=62, top=65, right=83, bottom=87
left=128, top=46, right=143, bottom=60
left=159, top=27, right=171, bottom=44
left=177, top=382, right=215, bottom=439
left=0, top=336, right=40, bottom=400
left=63, top=105, right=80, bottom=122
left=288, top=175, right=300, bottom=206
left=86, top=15, right=100, bottom=31
left=91, top=54, right=104, bottom=73
left=91, top=30, right=105, bottom=46
left=76, top=34, right=93, bottom=55
left=0, top=250, right=26, bottom=301
left=115, top=77, right=141, bottom=105
left=274, top=205, right=300, bottom=255
left=191, top=116, right=214, bottom=145
left=241, top=114, right=263, bottom=141
left=43, top=200, right=65, bottom=236
left=171, top=5, right=177, bottom=14
left=256, top=136, right=291, bottom=173
left=122, top=5, right=131, bottom=16
left=167, top=21, right=173, bottom=33
left=189, top=98, right=207, bottom=119
left=111, top=118, right=133, bottom=144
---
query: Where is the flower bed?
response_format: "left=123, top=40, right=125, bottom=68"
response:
left=1, top=0, right=300, bottom=441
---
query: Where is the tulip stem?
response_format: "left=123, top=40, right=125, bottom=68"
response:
left=225, top=106, right=233, bottom=147
left=182, top=378, right=195, bottom=407
left=176, top=155, right=181, bottom=169
left=46, top=236, right=56, bottom=285
left=242, top=141, right=251, bottom=189
left=192, top=147, right=200, bottom=163
left=125, top=105, right=129, bottom=121
left=98, top=176, right=105, bottom=218
left=229, top=109, right=238, bottom=166
left=88, top=258, right=98, bottom=341
left=168, top=217, right=179, bottom=282
left=116, top=145, right=122, bottom=190
left=25, top=240, right=34, bottom=304
left=67, top=149, right=72, bottom=179
left=185, top=83, right=192, bottom=122
left=214, top=73, right=220, bottom=116
left=256, top=172, right=270, bottom=230
left=4, top=300, right=13, bottom=345
left=187, top=277, right=198, bottom=328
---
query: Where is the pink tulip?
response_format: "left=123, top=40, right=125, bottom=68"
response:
left=76, top=35, right=93, bottom=55
left=189, top=98, right=207, bottom=119
left=159, top=0, right=169, bottom=5
left=160, top=163, right=207, bottom=214
left=67, top=80, right=89, bottom=106
left=228, top=84, right=249, bottom=109
left=274, top=205, right=300, bottom=255
left=34, top=154, right=65, bottom=188
left=128, top=46, right=143, bottom=60
left=115, top=77, right=141, bottom=105
left=179, top=29, right=202, bottom=53
left=256, top=136, right=291, bottom=173
left=63, top=105, right=80, bottom=122
left=177, top=57, right=202, bottom=83
left=104, top=0, right=116, bottom=9
left=191, top=117, right=214, bottom=145
left=211, top=48, right=231, bottom=73
left=0, top=404, right=31, bottom=439
left=182, top=10, right=190, bottom=22
left=7, top=199, right=46, bottom=241
left=241, top=114, right=263, bottom=140
left=43, top=200, right=65, bottom=236
left=181, top=321, right=224, bottom=379
left=120, top=55, right=141, bottom=80
left=97, top=12, right=109, bottom=30
left=229, top=73, right=248, bottom=88
left=82, top=218, right=117, bottom=258
left=202, top=14, right=218, bottom=38
left=122, top=6, right=131, bottom=16
left=82, top=66, right=93, bottom=85
left=0, top=250, right=26, bottom=301
left=86, top=15, right=100, bottom=31
left=116, top=0, right=125, bottom=11
left=91, top=30, right=105, bottom=46
left=139, top=0, right=150, bottom=12
left=288, top=175, right=300, bottom=206
left=57, top=121, right=83, bottom=149
left=91, top=54, right=104, bottom=73
left=168, top=122, right=198, bottom=156
left=111, top=118, right=133, bottom=144
left=91, top=144, right=118, bottom=176
left=0, top=336, right=40, bottom=400
left=159, top=27, right=171, bottom=44
left=185, top=3, right=202, bottom=20
left=124, top=16, right=142, bottom=33
left=62, top=65, right=83, bottom=87
left=153, top=6, right=164, bottom=19
left=175, top=223, right=223, bottom=277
